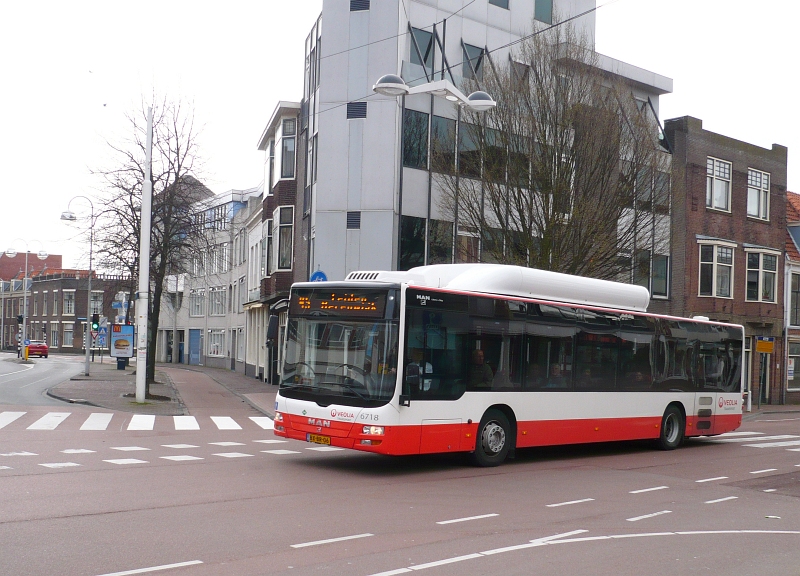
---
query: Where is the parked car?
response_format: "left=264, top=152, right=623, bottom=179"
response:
left=27, top=340, right=48, bottom=358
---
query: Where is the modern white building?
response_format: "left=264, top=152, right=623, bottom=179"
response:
left=301, top=0, right=673, bottom=283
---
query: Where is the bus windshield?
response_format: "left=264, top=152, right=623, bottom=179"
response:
left=281, top=317, right=399, bottom=406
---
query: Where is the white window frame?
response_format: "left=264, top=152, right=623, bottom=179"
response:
left=63, top=323, right=74, bottom=347
left=273, top=206, right=294, bottom=272
left=706, top=157, right=732, bottom=212
left=789, top=340, right=800, bottom=392
left=744, top=248, right=779, bottom=303
left=90, top=290, right=103, bottom=315
left=63, top=290, right=76, bottom=315
left=42, top=291, right=48, bottom=316
left=209, top=286, right=226, bottom=316
left=189, top=288, right=205, bottom=317
left=280, top=118, right=296, bottom=180
left=747, top=168, right=770, bottom=220
left=698, top=240, right=736, bottom=299
left=33, top=291, right=38, bottom=316
left=52, top=290, right=58, bottom=316
left=207, top=329, right=225, bottom=357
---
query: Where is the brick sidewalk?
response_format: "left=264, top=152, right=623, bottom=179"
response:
left=46, top=357, right=277, bottom=417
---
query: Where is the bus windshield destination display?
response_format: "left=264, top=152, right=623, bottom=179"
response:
left=290, top=290, right=387, bottom=318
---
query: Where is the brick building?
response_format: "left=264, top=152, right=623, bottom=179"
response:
left=784, top=192, right=800, bottom=402
left=663, top=116, right=789, bottom=405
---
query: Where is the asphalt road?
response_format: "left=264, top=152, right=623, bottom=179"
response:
left=1, top=396, right=800, bottom=576
left=0, top=354, right=84, bottom=406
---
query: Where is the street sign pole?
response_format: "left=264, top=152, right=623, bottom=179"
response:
left=135, top=107, right=153, bottom=403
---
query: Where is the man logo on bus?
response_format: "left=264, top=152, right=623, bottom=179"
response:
left=416, top=294, right=430, bottom=306
left=308, top=418, right=331, bottom=428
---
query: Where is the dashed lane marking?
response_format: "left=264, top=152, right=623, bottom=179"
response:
left=61, top=449, right=95, bottom=454
left=546, top=498, right=594, bottom=508
left=104, top=459, right=148, bottom=465
left=626, top=510, right=671, bottom=522
left=705, top=496, right=738, bottom=504
left=250, top=417, right=273, bottom=430
left=209, top=441, right=245, bottom=446
left=746, top=440, right=800, bottom=448
left=39, top=462, right=81, bottom=469
left=95, top=559, right=203, bottom=576
left=160, top=455, right=204, bottom=462
left=701, top=434, right=799, bottom=443
left=212, top=452, right=253, bottom=458
left=629, top=486, right=668, bottom=494
left=291, top=533, right=373, bottom=549
left=173, top=416, right=199, bottom=430
left=0, top=451, right=37, bottom=457
left=127, top=415, right=155, bottom=431
left=0, top=412, right=26, bottom=429
left=306, top=446, right=346, bottom=451
left=262, top=449, right=301, bottom=455
left=162, top=444, right=198, bottom=449
left=750, top=468, right=778, bottom=474
left=253, top=439, right=286, bottom=444
left=111, top=446, right=150, bottom=452
left=436, top=513, right=499, bottom=525
left=696, top=476, right=728, bottom=483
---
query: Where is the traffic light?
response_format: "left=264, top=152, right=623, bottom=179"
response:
left=91, top=314, right=100, bottom=331
left=16, top=315, right=23, bottom=324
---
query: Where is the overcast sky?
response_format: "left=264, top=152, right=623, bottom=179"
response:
left=0, top=0, right=796, bottom=271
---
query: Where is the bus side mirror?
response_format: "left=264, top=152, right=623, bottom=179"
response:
left=399, top=394, right=411, bottom=407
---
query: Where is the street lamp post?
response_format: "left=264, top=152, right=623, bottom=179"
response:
left=61, top=196, right=95, bottom=377
left=372, top=74, right=496, bottom=270
left=4, top=240, right=48, bottom=358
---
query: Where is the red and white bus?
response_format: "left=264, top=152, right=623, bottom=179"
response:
left=273, top=264, right=744, bottom=466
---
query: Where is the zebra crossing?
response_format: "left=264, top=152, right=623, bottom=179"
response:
left=698, top=431, right=800, bottom=450
left=0, top=410, right=274, bottom=432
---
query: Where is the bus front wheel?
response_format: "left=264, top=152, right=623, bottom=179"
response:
left=657, top=405, right=685, bottom=450
left=471, top=409, right=511, bottom=467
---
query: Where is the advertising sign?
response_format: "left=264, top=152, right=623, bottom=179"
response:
left=110, top=324, right=135, bottom=358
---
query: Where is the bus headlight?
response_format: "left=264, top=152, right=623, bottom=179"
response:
left=274, top=412, right=284, bottom=422
left=362, top=425, right=384, bottom=435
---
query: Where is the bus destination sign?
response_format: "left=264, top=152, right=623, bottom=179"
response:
left=290, top=290, right=387, bottom=318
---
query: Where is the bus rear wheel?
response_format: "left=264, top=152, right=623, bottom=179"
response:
left=657, top=405, right=684, bottom=450
left=471, top=409, right=511, bottom=467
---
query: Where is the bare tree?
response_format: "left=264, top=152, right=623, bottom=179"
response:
left=92, top=98, right=214, bottom=393
left=436, top=19, right=671, bottom=283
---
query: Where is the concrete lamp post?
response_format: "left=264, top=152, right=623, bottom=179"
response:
left=61, top=196, right=95, bottom=377
left=4, top=241, right=48, bottom=358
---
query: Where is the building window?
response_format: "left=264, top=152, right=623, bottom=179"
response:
left=33, top=293, right=38, bottom=316
left=281, top=119, right=296, bottom=179
left=63, top=291, right=75, bottom=315
left=789, top=342, right=800, bottom=391
left=42, top=292, right=48, bottom=316
left=489, top=0, right=509, bottom=8
left=52, top=291, right=58, bottom=316
left=699, top=244, right=733, bottom=298
left=50, top=327, right=58, bottom=348
left=747, top=168, right=770, bottom=220
left=265, top=219, right=274, bottom=275
left=63, top=325, right=74, bottom=347
left=535, top=0, right=553, bottom=24
left=207, top=329, right=225, bottom=357
left=746, top=252, right=777, bottom=302
left=457, top=225, right=480, bottom=263
left=706, top=157, right=731, bottom=211
left=462, top=43, right=484, bottom=81
left=792, top=274, right=800, bottom=326
left=274, top=207, right=294, bottom=271
left=399, top=216, right=425, bottom=271
left=403, top=109, right=428, bottom=169
left=268, top=140, right=275, bottom=192
left=428, top=219, right=454, bottom=265
left=431, top=115, right=456, bottom=173
left=209, top=287, right=226, bottom=316
left=90, top=291, right=103, bottom=315
left=633, top=250, right=669, bottom=298
left=458, top=122, right=481, bottom=178
left=189, top=289, right=205, bottom=317
left=410, top=27, right=433, bottom=70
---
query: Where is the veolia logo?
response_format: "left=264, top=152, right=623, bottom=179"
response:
left=719, top=397, right=738, bottom=408
left=719, top=397, right=724, bottom=408
left=330, top=409, right=355, bottom=420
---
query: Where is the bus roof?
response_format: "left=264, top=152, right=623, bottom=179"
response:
left=344, top=264, right=650, bottom=313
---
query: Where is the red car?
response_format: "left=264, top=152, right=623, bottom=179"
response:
left=26, top=340, right=48, bottom=358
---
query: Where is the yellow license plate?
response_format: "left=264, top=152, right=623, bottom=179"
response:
left=307, top=434, right=331, bottom=445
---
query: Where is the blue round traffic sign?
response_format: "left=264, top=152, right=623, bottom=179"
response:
left=309, top=270, right=327, bottom=282
left=23, top=339, right=30, bottom=346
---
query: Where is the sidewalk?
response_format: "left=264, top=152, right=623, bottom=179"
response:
left=46, top=357, right=278, bottom=417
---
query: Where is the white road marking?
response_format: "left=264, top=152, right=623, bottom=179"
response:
left=39, top=462, right=81, bottom=468
left=629, top=486, right=668, bottom=494
left=250, top=416, right=274, bottom=430
left=160, top=455, right=203, bottom=462
left=111, top=446, right=150, bottom=452
left=706, top=435, right=799, bottom=443
left=291, top=533, right=373, bottom=548
left=104, top=459, right=148, bottom=465
left=436, top=513, right=499, bottom=525
left=210, top=416, right=241, bottom=430
left=696, top=476, right=728, bottom=483
left=173, top=416, right=199, bottom=430
left=307, top=446, right=345, bottom=452
left=27, top=412, right=70, bottom=430
left=0, top=466, right=11, bottom=470
left=367, top=528, right=800, bottom=574
left=764, top=489, right=777, bottom=493
left=0, top=412, right=26, bottom=429
left=81, top=413, right=114, bottom=431
left=127, top=415, right=155, bottom=431
left=212, top=452, right=253, bottom=458
left=209, top=441, right=244, bottom=446
left=546, top=498, right=594, bottom=508
left=162, top=444, right=198, bottom=449
left=61, top=449, right=95, bottom=454
left=750, top=469, right=778, bottom=474
left=705, top=496, right=738, bottom=504
left=746, top=440, right=800, bottom=448
left=626, top=510, right=671, bottom=522
left=262, top=449, right=301, bottom=455
left=95, top=559, right=203, bottom=576
left=0, top=451, right=37, bottom=456
left=253, top=439, right=287, bottom=444
left=716, top=431, right=763, bottom=437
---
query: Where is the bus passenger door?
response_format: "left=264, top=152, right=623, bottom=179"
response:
left=420, top=419, right=463, bottom=453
